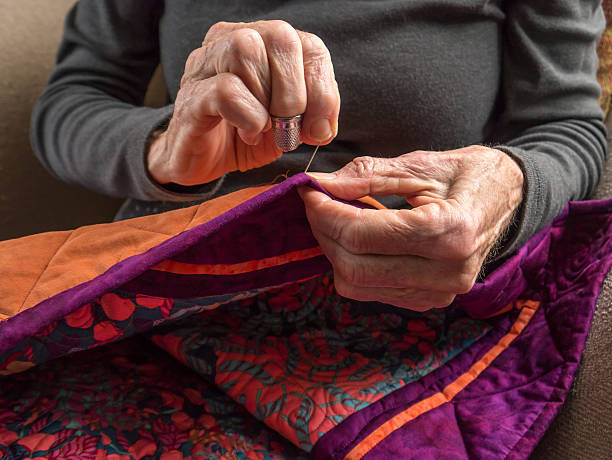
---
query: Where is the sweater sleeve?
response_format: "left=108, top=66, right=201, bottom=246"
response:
left=30, top=0, right=221, bottom=201
left=491, top=0, right=608, bottom=258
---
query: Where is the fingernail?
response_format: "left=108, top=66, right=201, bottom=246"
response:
left=310, top=118, right=332, bottom=142
left=306, top=172, right=334, bottom=181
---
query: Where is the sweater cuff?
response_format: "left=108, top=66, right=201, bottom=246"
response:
left=489, top=145, right=545, bottom=260
left=130, top=104, right=225, bottom=202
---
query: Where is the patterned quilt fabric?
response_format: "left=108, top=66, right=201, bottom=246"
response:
left=0, top=175, right=610, bottom=459
left=0, top=336, right=309, bottom=460
left=0, top=275, right=490, bottom=459
left=149, top=274, right=490, bottom=452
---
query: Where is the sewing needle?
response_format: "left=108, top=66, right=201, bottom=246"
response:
left=304, top=143, right=321, bottom=173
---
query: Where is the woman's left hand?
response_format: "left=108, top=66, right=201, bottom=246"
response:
left=298, top=145, right=524, bottom=311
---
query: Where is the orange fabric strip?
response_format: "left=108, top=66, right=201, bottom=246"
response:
left=152, top=247, right=324, bottom=276
left=344, top=300, right=540, bottom=460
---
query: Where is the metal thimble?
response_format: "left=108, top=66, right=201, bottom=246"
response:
left=271, top=115, right=302, bottom=152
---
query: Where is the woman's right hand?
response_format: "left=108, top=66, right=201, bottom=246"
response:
left=147, top=20, right=340, bottom=187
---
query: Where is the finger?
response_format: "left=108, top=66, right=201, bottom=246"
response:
left=248, top=20, right=307, bottom=117
left=297, top=31, right=340, bottom=144
left=299, top=187, right=478, bottom=260
left=313, top=230, right=476, bottom=293
left=300, top=186, right=423, bottom=256
left=235, top=130, right=283, bottom=171
left=172, top=73, right=269, bottom=159
left=202, top=21, right=315, bottom=119
left=202, top=21, right=247, bottom=44
left=333, top=273, right=456, bottom=311
left=306, top=154, right=452, bottom=201
left=192, top=28, right=271, bottom=109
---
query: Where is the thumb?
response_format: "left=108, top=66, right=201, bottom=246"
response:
left=306, top=156, right=430, bottom=201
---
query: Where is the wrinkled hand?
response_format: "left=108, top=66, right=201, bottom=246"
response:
left=148, top=20, right=340, bottom=186
left=299, top=146, right=524, bottom=311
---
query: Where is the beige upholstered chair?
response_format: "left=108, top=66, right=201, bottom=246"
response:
left=0, top=0, right=165, bottom=240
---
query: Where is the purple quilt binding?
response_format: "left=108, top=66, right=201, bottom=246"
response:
left=311, top=198, right=612, bottom=459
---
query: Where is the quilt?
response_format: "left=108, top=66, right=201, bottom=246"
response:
left=0, top=173, right=610, bottom=459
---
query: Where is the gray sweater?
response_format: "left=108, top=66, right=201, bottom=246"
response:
left=31, top=0, right=607, bottom=259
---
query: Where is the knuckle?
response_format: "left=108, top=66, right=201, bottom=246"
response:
left=413, top=210, right=439, bottom=236
left=453, top=215, right=480, bottom=258
left=185, top=48, right=201, bottom=67
left=457, top=213, right=478, bottom=240
left=433, top=210, right=479, bottom=260
left=350, top=156, right=379, bottom=178
left=215, top=73, right=242, bottom=100
left=206, top=21, right=232, bottom=41
left=449, top=245, right=472, bottom=263
left=442, top=258, right=479, bottom=294
left=302, top=33, right=331, bottom=64
left=317, top=90, right=339, bottom=110
left=229, top=28, right=264, bottom=61
left=207, top=22, right=224, bottom=34
left=267, top=20, right=300, bottom=48
left=182, top=48, right=204, bottom=84
left=280, top=92, right=307, bottom=114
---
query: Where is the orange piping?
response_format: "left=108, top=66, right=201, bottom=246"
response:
left=152, top=247, right=324, bottom=276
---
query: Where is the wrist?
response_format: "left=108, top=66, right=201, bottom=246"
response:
left=492, top=147, right=525, bottom=211
left=146, top=128, right=170, bottom=185
left=484, top=147, right=526, bottom=262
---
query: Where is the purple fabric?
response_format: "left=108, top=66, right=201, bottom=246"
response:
left=170, top=186, right=318, bottom=264
left=362, top=404, right=469, bottom=459
left=312, top=199, right=612, bottom=459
